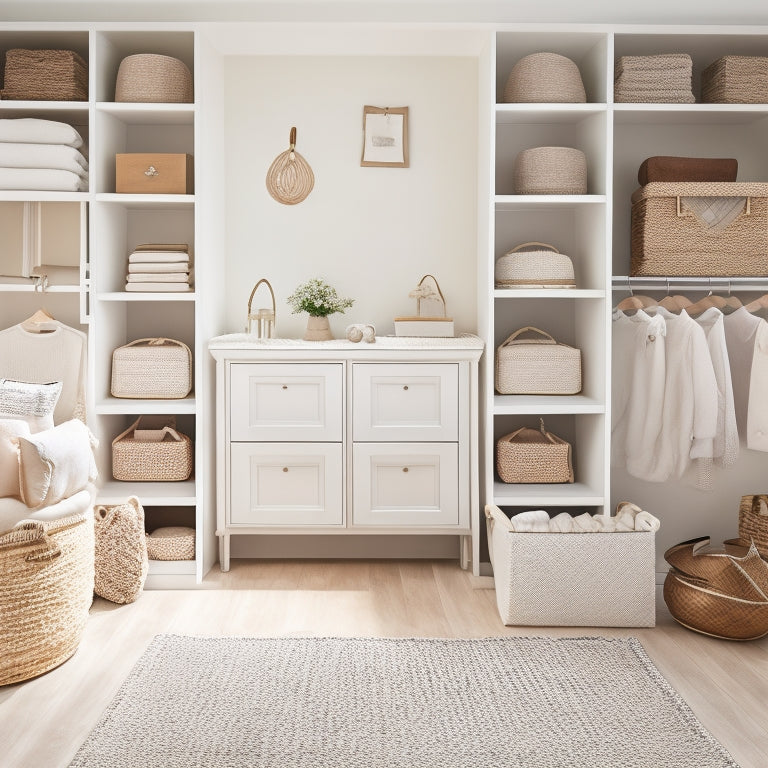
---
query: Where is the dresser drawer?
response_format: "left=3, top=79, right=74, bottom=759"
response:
left=230, top=363, right=343, bottom=442
left=352, top=443, right=458, bottom=527
left=229, top=443, right=343, bottom=526
left=352, top=363, right=458, bottom=441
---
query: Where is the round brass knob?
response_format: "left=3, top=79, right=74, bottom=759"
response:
left=282, top=385, right=288, bottom=389
left=402, top=467, right=409, bottom=473
left=403, top=385, right=409, bottom=390
left=282, top=467, right=289, bottom=472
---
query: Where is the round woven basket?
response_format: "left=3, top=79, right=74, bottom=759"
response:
left=146, top=526, right=196, bottom=561
left=513, top=146, right=587, bottom=195
left=115, top=54, right=193, bottom=103
left=503, top=52, right=586, bottom=103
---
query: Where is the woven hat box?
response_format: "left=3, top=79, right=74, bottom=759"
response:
left=495, top=326, right=582, bottom=395
left=495, top=242, right=575, bottom=288
left=115, top=53, right=193, bottom=103
left=502, top=52, right=586, bottom=103
left=513, top=147, right=587, bottom=195
left=111, top=337, right=193, bottom=399
left=496, top=420, right=574, bottom=484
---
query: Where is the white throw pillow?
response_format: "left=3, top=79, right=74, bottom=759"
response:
left=0, top=379, right=63, bottom=432
left=0, top=419, right=31, bottom=498
left=18, top=419, right=98, bottom=508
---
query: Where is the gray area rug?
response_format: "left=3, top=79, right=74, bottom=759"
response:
left=69, top=635, right=738, bottom=768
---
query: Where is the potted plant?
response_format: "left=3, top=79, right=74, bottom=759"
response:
left=286, top=277, right=354, bottom=341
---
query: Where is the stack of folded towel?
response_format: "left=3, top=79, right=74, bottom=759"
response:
left=126, top=243, right=193, bottom=292
left=0, top=118, right=88, bottom=191
left=614, top=54, right=695, bottom=103
left=507, top=503, right=660, bottom=533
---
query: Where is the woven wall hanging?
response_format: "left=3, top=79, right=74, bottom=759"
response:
left=265, top=127, right=315, bottom=205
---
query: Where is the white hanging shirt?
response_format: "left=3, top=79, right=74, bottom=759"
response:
left=611, top=309, right=667, bottom=481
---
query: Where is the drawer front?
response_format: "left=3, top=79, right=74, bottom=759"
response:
left=352, top=443, right=458, bottom=527
left=352, top=363, right=459, bottom=441
left=230, top=443, right=343, bottom=526
left=230, top=363, right=343, bottom=442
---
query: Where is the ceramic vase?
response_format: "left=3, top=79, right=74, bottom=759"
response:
left=304, top=315, right=333, bottom=341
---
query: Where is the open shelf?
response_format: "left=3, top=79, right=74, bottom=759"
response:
left=493, top=395, right=605, bottom=415
left=496, top=103, right=607, bottom=124
left=95, top=397, right=196, bottom=414
left=98, top=479, right=197, bottom=506
left=495, top=195, right=606, bottom=209
left=493, top=481, right=605, bottom=507
left=98, top=291, right=195, bottom=301
left=494, top=289, right=604, bottom=299
left=96, top=102, right=195, bottom=124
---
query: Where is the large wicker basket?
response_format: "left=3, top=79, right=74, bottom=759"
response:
left=739, top=494, right=768, bottom=557
left=702, top=56, right=768, bottom=104
left=502, top=52, right=586, bottom=103
left=496, top=420, right=574, bottom=484
left=513, top=146, right=587, bottom=195
left=630, top=182, right=768, bottom=277
left=0, top=511, right=94, bottom=686
left=112, top=416, right=193, bottom=482
left=1, top=48, right=88, bottom=101
left=115, top=53, right=193, bottom=103
left=495, top=242, right=575, bottom=288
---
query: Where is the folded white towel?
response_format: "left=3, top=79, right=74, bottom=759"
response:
left=125, top=283, right=193, bottom=292
left=613, top=506, right=637, bottom=532
left=0, top=118, right=84, bottom=149
left=572, top=513, right=601, bottom=533
left=549, top=512, right=574, bottom=533
left=508, top=509, right=550, bottom=532
left=590, top=514, right=617, bottom=533
left=634, top=510, right=661, bottom=532
left=129, top=251, right=190, bottom=264
left=0, top=167, right=87, bottom=191
left=127, top=261, right=189, bottom=274
left=0, top=143, right=88, bottom=175
left=127, top=272, right=190, bottom=283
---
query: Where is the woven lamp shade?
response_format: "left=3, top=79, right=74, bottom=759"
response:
left=266, top=127, right=315, bottom=205
left=115, top=54, right=193, bottom=103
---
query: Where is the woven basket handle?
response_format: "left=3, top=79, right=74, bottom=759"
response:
left=499, top=420, right=557, bottom=445
left=751, top=495, right=768, bottom=516
left=112, top=417, right=141, bottom=447
left=0, top=520, right=62, bottom=562
left=500, top=326, right=557, bottom=346
left=122, top=337, right=191, bottom=354
left=112, top=418, right=183, bottom=445
left=507, top=242, right=559, bottom=254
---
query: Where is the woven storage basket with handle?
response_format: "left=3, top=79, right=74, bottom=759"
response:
left=111, top=337, right=192, bottom=399
left=502, top=52, right=586, bottom=103
left=702, top=55, right=768, bottom=104
left=739, top=494, right=768, bottom=557
left=112, top=416, right=193, bottom=482
left=513, top=147, right=587, bottom=195
left=495, top=242, right=575, bottom=288
left=146, top=526, right=196, bottom=560
left=495, top=326, right=582, bottom=395
left=496, top=419, right=574, bottom=484
left=115, top=53, right=193, bottom=103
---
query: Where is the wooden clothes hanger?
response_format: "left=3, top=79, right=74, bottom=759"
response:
left=745, top=294, right=768, bottom=313
left=658, top=294, right=692, bottom=313
left=614, top=295, right=657, bottom=311
left=687, top=292, right=743, bottom=316
left=21, top=307, right=58, bottom=333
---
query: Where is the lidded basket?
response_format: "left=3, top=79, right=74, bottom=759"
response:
left=513, top=147, right=587, bottom=195
left=115, top=53, right=193, bottom=103
left=495, top=242, right=575, bottom=288
left=503, top=52, right=586, bottom=103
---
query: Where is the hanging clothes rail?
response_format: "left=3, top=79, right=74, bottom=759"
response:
left=613, top=276, right=768, bottom=293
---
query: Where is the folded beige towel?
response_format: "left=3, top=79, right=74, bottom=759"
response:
left=549, top=512, right=574, bottom=533
left=572, top=513, right=601, bottom=533
left=508, top=509, right=550, bottom=532
left=127, top=261, right=189, bottom=274
left=127, top=272, right=190, bottom=283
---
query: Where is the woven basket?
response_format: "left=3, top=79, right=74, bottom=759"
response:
left=495, top=242, right=575, bottom=288
left=115, top=53, right=193, bottom=103
left=496, top=420, right=573, bottom=484
left=146, top=526, right=196, bottom=560
left=630, top=182, right=768, bottom=276
left=495, top=326, right=582, bottom=395
left=111, top=337, right=192, bottom=399
left=502, top=52, right=586, bottom=103
left=702, top=56, right=768, bottom=104
left=93, top=497, right=148, bottom=605
left=112, top=416, right=193, bottom=482
left=1, top=48, right=88, bottom=101
left=739, top=495, right=768, bottom=556
left=513, top=147, right=587, bottom=195
left=0, top=511, right=94, bottom=686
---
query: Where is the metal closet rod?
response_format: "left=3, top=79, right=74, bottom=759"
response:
left=612, top=276, right=768, bottom=293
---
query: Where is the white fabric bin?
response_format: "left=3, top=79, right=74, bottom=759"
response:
left=485, top=504, right=656, bottom=628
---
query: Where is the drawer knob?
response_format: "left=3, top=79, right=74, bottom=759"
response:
left=144, top=165, right=159, bottom=177
left=403, top=385, right=409, bottom=391
left=402, top=467, right=409, bottom=473
left=282, top=467, right=289, bottom=472
left=282, top=385, right=288, bottom=390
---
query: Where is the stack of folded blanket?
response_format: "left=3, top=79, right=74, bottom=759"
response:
left=126, top=243, right=193, bottom=292
left=0, top=118, right=88, bottom=191
left=614, top=54, right=695, bottom=103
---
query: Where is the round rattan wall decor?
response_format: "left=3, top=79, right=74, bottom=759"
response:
left=266, top=127, right=315, bottom=205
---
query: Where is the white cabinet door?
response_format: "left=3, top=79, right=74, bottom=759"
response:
left=230, top=363, right=343, bottom=442
left=230, top=443, right=343, bottom=526
left=352, top=443, right=458, bottom=526
left=352, top=363, right=458, bottom=441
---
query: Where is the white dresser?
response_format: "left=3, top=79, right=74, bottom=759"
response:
left=209, top=335, right=484, bottom=572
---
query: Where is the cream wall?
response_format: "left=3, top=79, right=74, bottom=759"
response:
left=223, top=55, right=478, bottom=340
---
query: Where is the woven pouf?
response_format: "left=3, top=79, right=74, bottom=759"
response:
left=146, top=526, right=195, bottom=561
left=503, top=52, right=586, bottom=103
left=0, top=511, right=94, bottom=686
left=513, top=146, right=588, bottom=195
left=115, top=54, right=193, bottom=103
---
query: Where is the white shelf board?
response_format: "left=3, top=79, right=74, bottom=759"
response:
left=94, top=193, right=194, bottom=209
left=495, top=195, right=606, bottom=210
left=0, top=101, right=89, bottom=123
left=493, top=394, right=605, bottom=415
left=148, top=559, right=197, bottom=577
left=493, top=288, right=605, bottom=299
left=0, top=283, right=80, bottom=293
left=98, top=479, right=197, bottom=506
left=493, top=481, right=604, bottom=507
left=96, top=102, right=195, bottom=124
left=0, top=191, right=88, bottom=202
left=96, top=397, right=196, bottom=414
left=97, top=291, right=196, bottom=301
left=612, top=103, right=768, bottom=126
left=496, top=103, right=607, bottom=125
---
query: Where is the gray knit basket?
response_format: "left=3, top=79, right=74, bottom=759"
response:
left=513, top=147, right=588, bottom=195
left=503, top=52, right=586, bottom=103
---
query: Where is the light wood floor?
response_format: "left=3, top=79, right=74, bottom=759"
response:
left=2, top=559, right=767, bottom=768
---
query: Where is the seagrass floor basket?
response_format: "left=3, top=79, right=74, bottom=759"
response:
left=0, top=511, right=94, bottom=686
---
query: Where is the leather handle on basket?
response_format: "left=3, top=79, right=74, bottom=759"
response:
left=122, top=337, right=188, bottom=349
left=500, top=326, right=557, bottom=346
left=507, top=242, right=559, bottom=254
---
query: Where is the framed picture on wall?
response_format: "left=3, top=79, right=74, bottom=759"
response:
left=361, top=106, right=409, bottom=168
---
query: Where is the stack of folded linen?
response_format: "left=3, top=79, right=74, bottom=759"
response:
left=125, top=244, right=193, bottom=292
left=614, top=54, right=695, bottom=103
left=0, top=118, right=88, bottom=191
